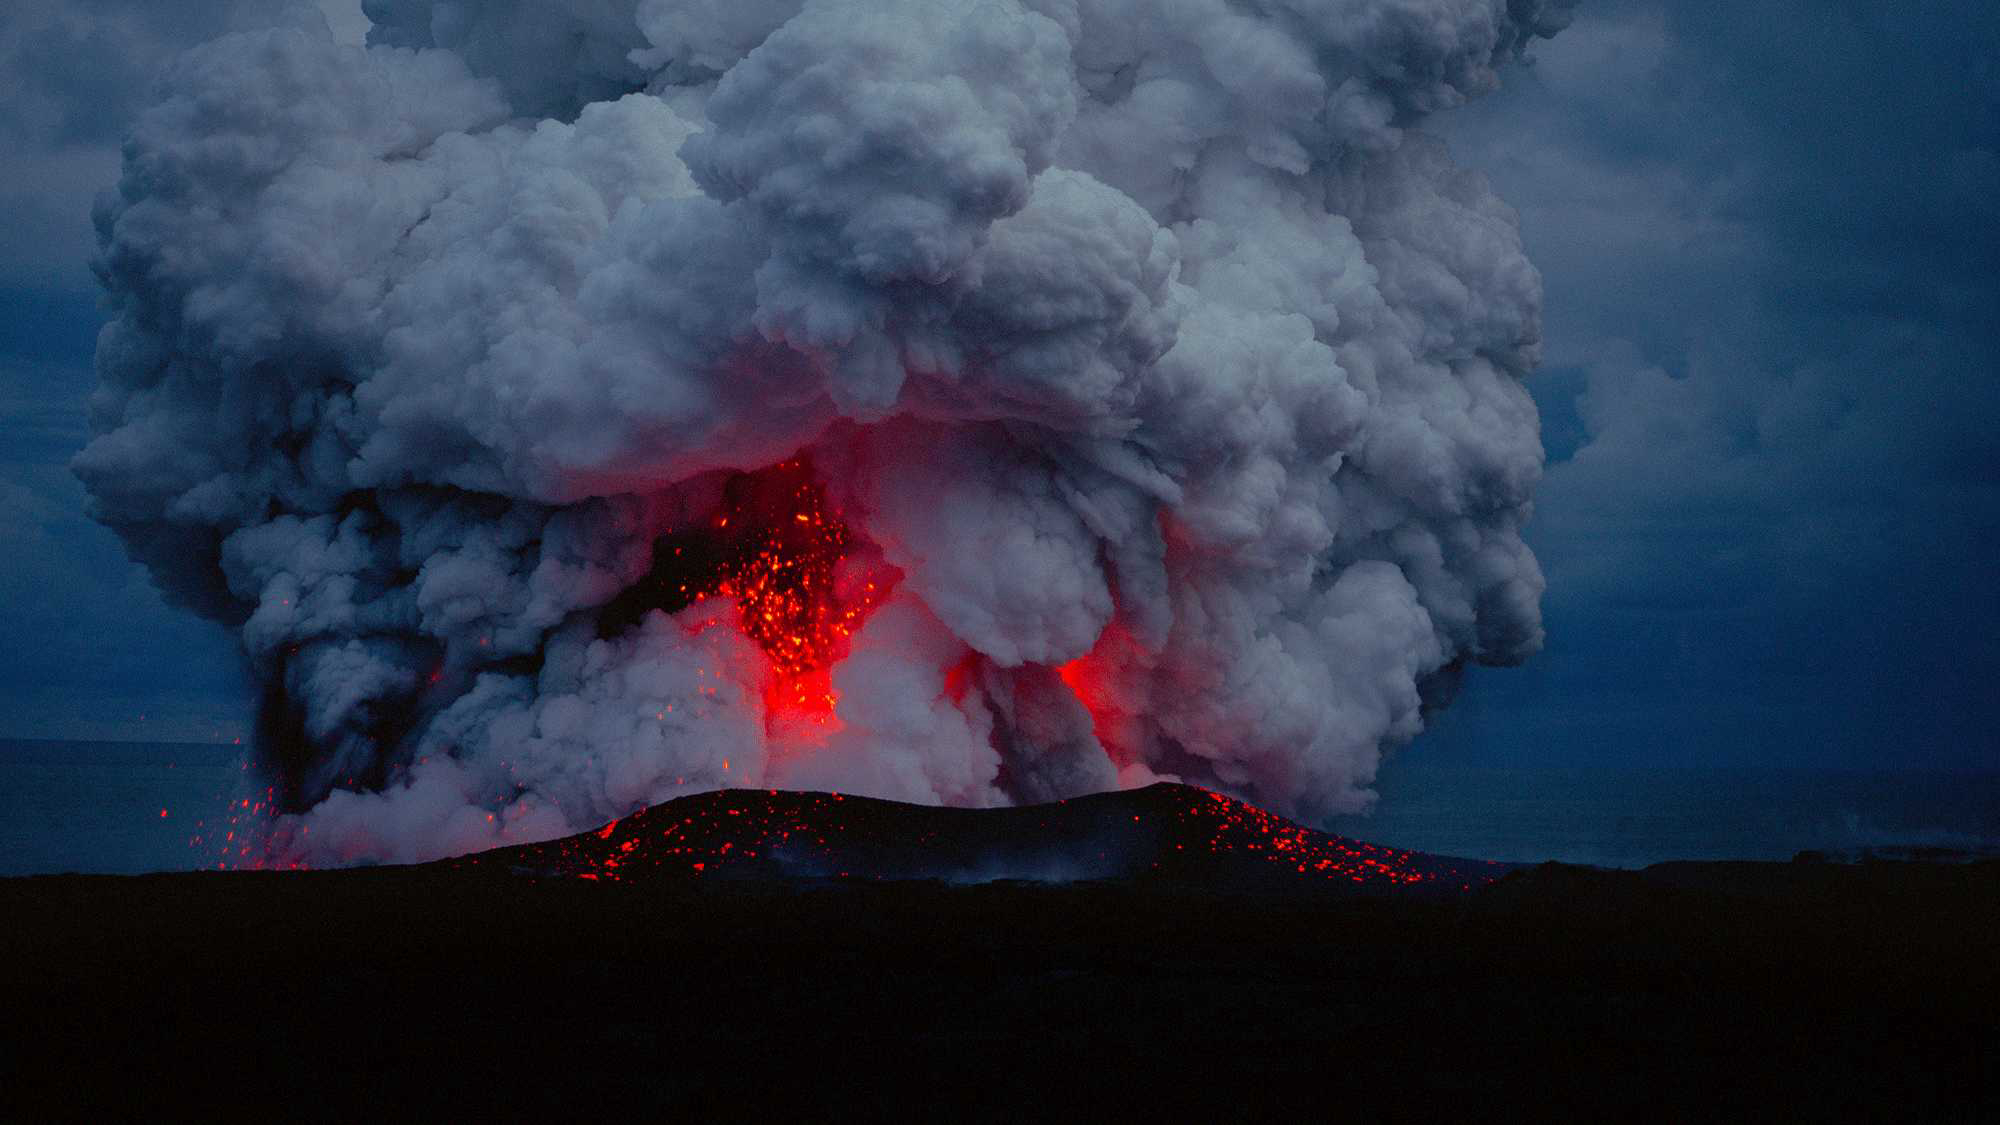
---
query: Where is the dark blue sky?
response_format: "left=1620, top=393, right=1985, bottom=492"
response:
left=1, top=0, right=1994, bottom=769
left=1424, top=0, right=2000, bottom=770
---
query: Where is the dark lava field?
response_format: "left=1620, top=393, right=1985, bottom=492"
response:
left=2, top=785, right=1994, bottom=1120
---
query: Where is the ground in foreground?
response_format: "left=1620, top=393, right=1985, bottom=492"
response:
left=1, top=795, right=1993, bottom=1119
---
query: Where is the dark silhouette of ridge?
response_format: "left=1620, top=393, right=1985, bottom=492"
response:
left=454, top=781, right=1513, bottom=892
left=5, top=791, right=1993, bottom=1120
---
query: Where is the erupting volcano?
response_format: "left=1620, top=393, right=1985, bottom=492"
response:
left=76, top=0, right=1572, bottom=866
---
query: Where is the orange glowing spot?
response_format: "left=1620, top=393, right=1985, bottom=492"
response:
left=940, top=656, right=977, bottom=703
left=648, top=464, right=898, bottom=732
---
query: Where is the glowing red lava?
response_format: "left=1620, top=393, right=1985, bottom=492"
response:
left=184, top=781, right=303, bottom=871
left=1058, top=623, right=1133, bottom=768
left=677, top=460, right=891, bottom=728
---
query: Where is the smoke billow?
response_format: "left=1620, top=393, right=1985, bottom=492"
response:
left=77, top=0, right=1570, bottom=864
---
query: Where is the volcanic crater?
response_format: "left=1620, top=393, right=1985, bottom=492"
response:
left=454, top=781, right=1513, bottom=893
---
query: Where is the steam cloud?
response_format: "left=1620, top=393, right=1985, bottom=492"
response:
left=77, top=0, right=1569, bottom=864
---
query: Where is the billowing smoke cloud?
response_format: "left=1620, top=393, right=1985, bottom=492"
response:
left=77, top=0, right=1569, bottom=864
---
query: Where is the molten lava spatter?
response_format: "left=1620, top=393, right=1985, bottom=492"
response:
left=183, top=774, right=301, bottom=871
left=457, top=783, right=1512, bottom=894
left=603, top=459, right=894, bottom=726
left=710, top=462, right=886, bottom=723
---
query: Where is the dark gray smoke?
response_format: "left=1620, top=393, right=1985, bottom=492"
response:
left=76, top=0, right=1570, bottom=863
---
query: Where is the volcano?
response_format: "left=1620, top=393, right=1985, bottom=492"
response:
left=80, top=1, right=1575, bottom=864
left=452, top=782, right=1511, bottom=893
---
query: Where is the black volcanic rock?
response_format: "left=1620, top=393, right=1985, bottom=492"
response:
left=4, top=817, right=1994, bottom=1120
left=453, top=782, right=1513, bottom=893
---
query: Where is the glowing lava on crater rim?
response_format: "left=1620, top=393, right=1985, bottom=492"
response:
left=457, top=783, right=1515, bottom=893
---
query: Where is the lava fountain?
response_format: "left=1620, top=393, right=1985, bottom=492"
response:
left=598, top=459, right=896, bottom=733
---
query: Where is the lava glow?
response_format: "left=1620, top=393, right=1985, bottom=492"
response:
left=619, top=459, right=895, bottom=729
left=709, top=464, right=884, bottom=724
left=1057, top=623, right=1133, bottom=768
left=183, top=777, right=300, bottom=871
left=458, top=783, right=1511, bottom=893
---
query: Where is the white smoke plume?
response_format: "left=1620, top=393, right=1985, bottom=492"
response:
left=77, top=0, right=1571, bottom=864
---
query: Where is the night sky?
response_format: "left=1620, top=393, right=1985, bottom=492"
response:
left=1, top=0, right=1994, bottom=774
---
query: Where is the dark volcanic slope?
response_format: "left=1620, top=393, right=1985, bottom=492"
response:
left=3, top=826, right=1994, bottom=1118
left=455, top=781, right=1512, bottom=892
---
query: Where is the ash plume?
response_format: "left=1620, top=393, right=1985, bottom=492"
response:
left=76, top=0, right=1570, bottom=864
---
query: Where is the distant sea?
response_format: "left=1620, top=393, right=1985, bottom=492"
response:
left=0, top=740, right=252, bottom=876
left=3, top=739, right=1997, bottom=875
left=1333, top=762, right=2000, bottom=867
